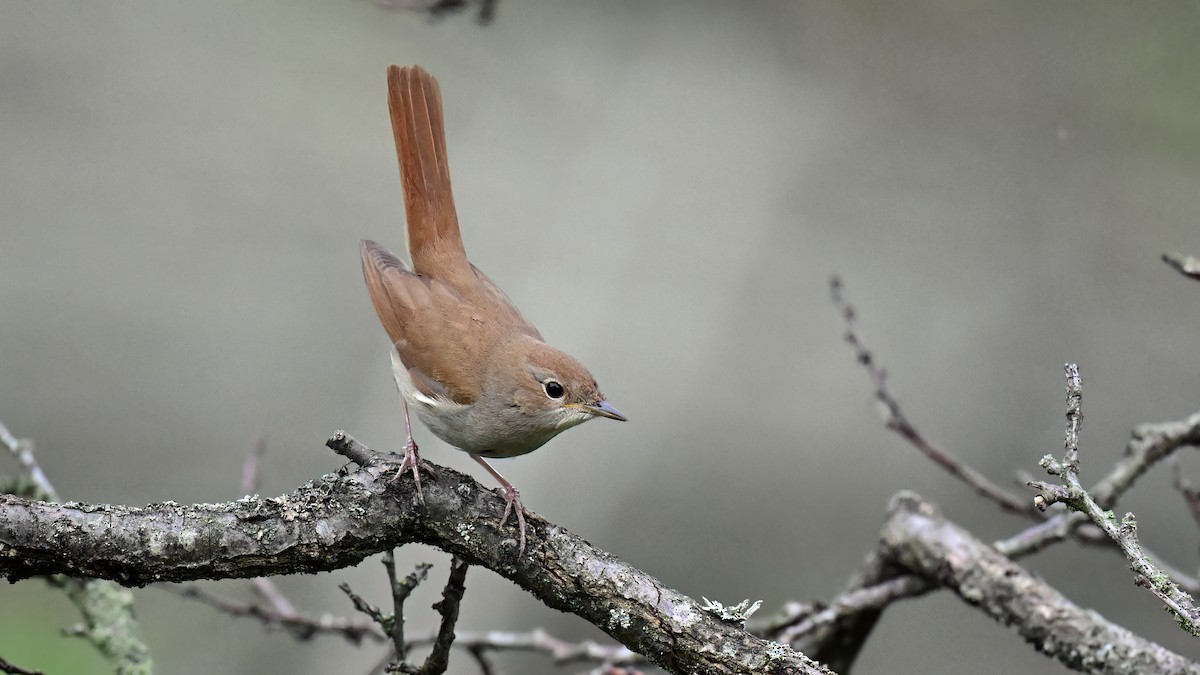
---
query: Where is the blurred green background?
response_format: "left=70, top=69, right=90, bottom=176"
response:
left=3, top=1, right=1199, bottom=673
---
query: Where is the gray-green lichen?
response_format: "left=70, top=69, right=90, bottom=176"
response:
left=700, top=597, right=763, bottom=627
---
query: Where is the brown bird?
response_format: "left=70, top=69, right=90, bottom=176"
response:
left=361, top=65, right=625, bottom=555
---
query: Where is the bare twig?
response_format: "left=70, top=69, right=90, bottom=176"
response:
left=993, top=511, right=1087, bottom=557
left=388, top=556, right=432, bottom=663
left=0, top=421, right=58, bottom=502
left=416, top=557, right=469, bottom=675
left=408, top=629, right=640, bottom=668
left=830, top=276, right=1037, bottom=516
left=176, top=568, right=643, bottom=671
left=341, top=581, right=391, bottom=630
left=173, top=575, right=645, bottom=671
left=328, top=430, right=378, bottom=467
left=1089, top=411, right=1200, bottom=509
left=251, top=577, right=296, bottom=616
left=830, top=281, right=1200, bottom=590
left=999, top=413, right=1200, bottom=592
left=167, top=583, right=385, bottom=644
left=242, top=437, right=268, bottom=496
left=1163, top=252, right=1200, bottom=282
left=1063, top=363, right=1082, bottom=466
left=771, top=576, right=929, bottom=646
left=173, top=554, right=632, bottom=673
left=787, top=336, right=1200, bottom=667
left=1028, top=365, right=1200, bottom=636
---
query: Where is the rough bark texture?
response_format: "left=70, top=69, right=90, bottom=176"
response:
left=881, top=492, right=1199, bottom=675
left=0, top=448, right=826, bottom=675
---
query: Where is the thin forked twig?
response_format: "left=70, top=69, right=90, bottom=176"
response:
left=166, top=583, right=386, bottom=644
left=997, top=404, right=1200, bottom=589
left=341, top=581, right=390, bottom=630
left=830, top=276, right=1037, bottom=516
left=386, top=555, right=432, bottom=663
left=173, top=574, right=645, bottom=670
left=1028, top=364, right=1200, bottom=636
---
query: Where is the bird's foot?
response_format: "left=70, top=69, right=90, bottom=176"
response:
left=497, top=484, right=528, bottom=556
left=389, top=436, right=425, bottom=503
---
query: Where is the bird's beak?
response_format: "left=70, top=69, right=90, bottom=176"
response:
left=582, top=400, right=627, bottom=422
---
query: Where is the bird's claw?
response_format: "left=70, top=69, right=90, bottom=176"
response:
left=497, top=485, right=528, bottom=556
left=389, top=437, right=425, bottom=504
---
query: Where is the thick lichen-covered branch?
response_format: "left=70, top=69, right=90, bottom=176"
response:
left=882, top=492, right=1199, bottom=674
left=0, top=432, right=824, bottom=675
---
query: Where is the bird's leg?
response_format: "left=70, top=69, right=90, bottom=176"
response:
left=472, top=455, right=527, bottom=556
left=390, top=396, right=424, bottom=503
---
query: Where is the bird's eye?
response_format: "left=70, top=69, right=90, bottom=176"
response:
left=543, top=380, right=565, bottom=399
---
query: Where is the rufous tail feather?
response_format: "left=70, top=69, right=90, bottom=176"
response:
left=387, top=65, right=470, bottom=282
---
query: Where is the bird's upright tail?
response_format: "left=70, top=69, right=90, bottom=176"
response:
left=387, top=65, right=470, bottom=283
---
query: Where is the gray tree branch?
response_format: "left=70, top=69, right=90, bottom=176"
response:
left=0, top=432, right=825, bottom=675
left=882, top=492, right=1199, bottom=675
